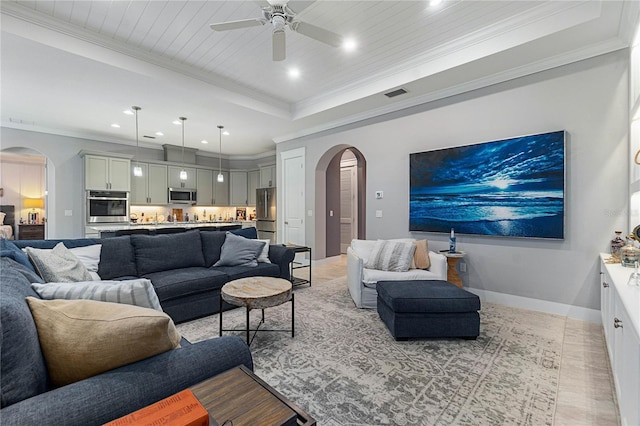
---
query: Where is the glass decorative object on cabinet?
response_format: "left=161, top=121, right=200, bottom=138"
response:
left=610, top=231, right=625, bottom=259
left=620, top=238, right=640, bottom=268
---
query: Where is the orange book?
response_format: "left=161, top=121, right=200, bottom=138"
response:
left=104, top=389, right=209, bottom=426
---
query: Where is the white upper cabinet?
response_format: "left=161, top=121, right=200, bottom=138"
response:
left=230, top=171, right=248, bottom=206
left=259, top=165, right=276, bottom=188
left=131, top=163, right=168, bottom=205
left=85, top=155, right=130, bottom=191
left=248, top=170, right=260, bottom=205
left=168, top=166, right=196, bottom=189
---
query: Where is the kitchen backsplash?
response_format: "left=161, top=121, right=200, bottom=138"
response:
left=130, top=205, right=257, bottom=223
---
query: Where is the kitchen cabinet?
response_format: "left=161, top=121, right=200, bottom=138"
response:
left=259, top=165, right=276, bottom=188
left=248, top=170, right=260, bottom=205
left=168, top=166, right=196, bottom=189
left=600, top=255, right=640, bottom=426
left=196, top=169, right=214, bottom=206
left=85, top=155, right=130, bottom=191
left=230, top=171, right=248, bottom=205
left=131, top=163, right=168, bottom=205
left=214, top=171, right=229, bottom=205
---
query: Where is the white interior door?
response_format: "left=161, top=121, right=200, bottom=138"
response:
left=340, top=164, right=357, bottom=253
left=281, top=148, right=305, bottom=247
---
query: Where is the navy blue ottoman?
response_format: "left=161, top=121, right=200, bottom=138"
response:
left=377, top=280, right=481, bottom=340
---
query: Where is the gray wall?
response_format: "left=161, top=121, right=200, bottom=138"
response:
left=277, top=51, right=629, bottom=310
left=0, top=129, right=274, bottom=238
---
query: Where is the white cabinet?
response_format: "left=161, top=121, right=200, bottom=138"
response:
left=600, top=255, right=640, bottom=426
left=131, top=163, right=168, bottom=205
left=259, top=165, right=276, bottom=188
left=168, top=166, right=196, bottom=189
left=85, top=155, right=130, bottom=191
left=196, top=169, right=213, bottom=206
left=248, top=170, right=260, bottom=205
left=214, top=171, right=229, bottom=205
left=230, top=171, right=248, bottom=205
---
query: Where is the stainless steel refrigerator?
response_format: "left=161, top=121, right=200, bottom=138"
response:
left=256, top=187, right=276, bottom=243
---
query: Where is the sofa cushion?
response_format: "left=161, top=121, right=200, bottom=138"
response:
left=0, top=239, right=34, bottom=272
left=230, top=227, right=258, bottom=239
left=362, top=267, right=445, bottom=285
left=132, top=231, right=205, bottom=275
left=376, top=280, right=481, bottom=313
left=68, top=244, right=102, bottom=279
left=31, top=279, right=163, bottom=311
left=200, top=231, right=227, bottom=268
left=214, top=232, right=265, bottom=267
left=364, top=240, right=415, bottom=272
left=0, top=258, right=48, bottom=408
left=25, top=243, right=94, bottom=282
left=25, top=297, right=181, bottom=387
left=143, top=267, right=228, bottom=302
left=98, top=236, right=138, bottom=279
left=214, top=263, right=281, bottom=281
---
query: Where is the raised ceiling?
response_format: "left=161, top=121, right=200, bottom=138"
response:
left=1, top=1, right=637, bottom=157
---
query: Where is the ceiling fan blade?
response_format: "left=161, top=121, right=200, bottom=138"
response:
left=273, top=30, right=286, bottom=61
left=209, top=18, right=265, bottom=32
left=286, top=1, right=315, bottom=14
left=290, top=21, right=342, bottom=47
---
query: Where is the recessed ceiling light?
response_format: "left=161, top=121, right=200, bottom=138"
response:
left=123, top=110, right=134, bottom=115
left=223, top=131, right=230, bottom=136
left=111, top=123, right=121, bottom=128
left=343, top=38, right=357, bottom=52
left=155, top=131, right=164, bottom=136
left=429, top=0, right=443, bottom=6
left=201, top=140, right=208, bottom=144
left=172, top=120, right=181, bottom=125
left=288, top=68, right=300, bottom=79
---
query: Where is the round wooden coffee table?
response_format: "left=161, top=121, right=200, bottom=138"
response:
left=219, top=277, right=294, bottom=345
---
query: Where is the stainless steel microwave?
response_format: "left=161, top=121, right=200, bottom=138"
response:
left=168, top=188, right=197, bottom=204
left=87, top=191, right=129, bottom=223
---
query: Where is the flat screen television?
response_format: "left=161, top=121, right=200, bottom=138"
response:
left=409, top=130, right=565, bottom=239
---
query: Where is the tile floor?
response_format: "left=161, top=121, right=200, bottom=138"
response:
left=296, top=255, right=620, bottom=426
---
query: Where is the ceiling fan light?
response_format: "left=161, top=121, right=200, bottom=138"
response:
left=217, top=173, right=224, bottom=183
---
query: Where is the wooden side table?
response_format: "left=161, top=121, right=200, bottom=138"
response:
left=18, top=224, right=45, bottom=240
left=190, top=365, right=315, bottom=426
left=442, top=251, right=466, bottom=288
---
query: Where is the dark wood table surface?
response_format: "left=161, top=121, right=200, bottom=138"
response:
left=190, top=365, right=315, bottom=426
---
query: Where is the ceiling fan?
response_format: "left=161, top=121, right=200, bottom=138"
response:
left=209, top=0, right=343, bottom=61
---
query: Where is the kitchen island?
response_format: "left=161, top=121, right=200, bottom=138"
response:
left=85, top=222, right=246, bottom=238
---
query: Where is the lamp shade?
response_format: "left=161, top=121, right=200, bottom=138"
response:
left=24, top=198, right=44, bottom=209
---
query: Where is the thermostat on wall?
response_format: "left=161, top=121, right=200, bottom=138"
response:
left=375, top=191, right=383, bottom=199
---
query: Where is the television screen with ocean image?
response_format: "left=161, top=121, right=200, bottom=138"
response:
left=409, top=130, right=565, bottom=239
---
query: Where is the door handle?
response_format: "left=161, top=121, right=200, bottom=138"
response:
left=614, top=317, right=623, bottom=328
left=602, top=281, right=609, bottom=288
left=285, top=221, right=288, bottom=224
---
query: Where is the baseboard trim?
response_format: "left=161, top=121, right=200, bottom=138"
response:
left=467, top=288, right=601, bottom=324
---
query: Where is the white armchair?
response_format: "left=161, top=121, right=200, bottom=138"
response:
left=347, top=239, right=447, bottom=309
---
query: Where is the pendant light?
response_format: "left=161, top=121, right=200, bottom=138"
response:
left=179, top=117, right=187, bottom=181
left=217, top=125, right=224, bottom=183
left=132, top=106, right=143, bottom=177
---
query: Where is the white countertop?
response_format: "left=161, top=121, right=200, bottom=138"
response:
left=88, top=222, right=248, bottom=232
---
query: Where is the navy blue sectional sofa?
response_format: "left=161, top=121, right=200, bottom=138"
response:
left=0, top=227, right=295, bottom=425
left=11, top=227, right=295, bottom=323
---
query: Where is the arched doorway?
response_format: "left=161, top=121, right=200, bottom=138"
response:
left=0, top=148, right=49, bottom=239
left=315, top=145, right=366, bottom=258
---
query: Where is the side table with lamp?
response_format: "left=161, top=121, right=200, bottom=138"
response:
left=20, top=197, right=45, bottom=240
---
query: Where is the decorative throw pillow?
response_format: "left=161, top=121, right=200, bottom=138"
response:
left=412, top=239, right=431, bottom=269
left=256, top=239, right=272, bottom=263
left=364, top=240, right=415, bottom=272
left=25, top=243, right=93, bottom=282
left=26, top=297, right=181, bottom=387
left=69, top=244, right=102, bottom=280
left=213, top=232, right=266, bottom=267
left=31, top=278, right=162, bottom=311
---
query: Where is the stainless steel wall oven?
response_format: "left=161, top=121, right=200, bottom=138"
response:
left=86, top=191, right=129, bottom=223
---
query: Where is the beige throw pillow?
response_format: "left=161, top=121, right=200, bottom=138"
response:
left=413, top=239, right=431, bottom=269
left=26, top=297, right=181, bottom=387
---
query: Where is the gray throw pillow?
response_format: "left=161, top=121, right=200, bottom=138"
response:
left=31, top=278, right=163, bottom=311
left=364, top=240, right=416, bottom=272
left=213, top=232, right=266, bottom=267
left=25, top=243, right=93, bottom=282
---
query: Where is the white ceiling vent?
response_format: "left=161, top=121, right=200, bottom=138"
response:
left=384, top=88, right=408, bottom=98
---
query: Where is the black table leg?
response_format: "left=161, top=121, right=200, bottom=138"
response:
left=291, top=293, right=295, bottom=338
left=246, top=306, right=250, bottom=345
left=219, top=294, right=223, bottom=337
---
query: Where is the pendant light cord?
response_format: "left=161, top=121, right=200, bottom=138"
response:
left=218, top=125, right=223, bottom=175
left=133, top=106, right=141, bottom=167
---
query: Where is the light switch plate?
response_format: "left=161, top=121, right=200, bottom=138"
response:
left=64, top=210, right=72, bottom=216
left=376, top=210, right=383, bottom=218
left=375, top=191, right=383, bottom=199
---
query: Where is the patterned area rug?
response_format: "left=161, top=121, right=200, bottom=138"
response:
left=177, top=277, right=564, bottom=426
